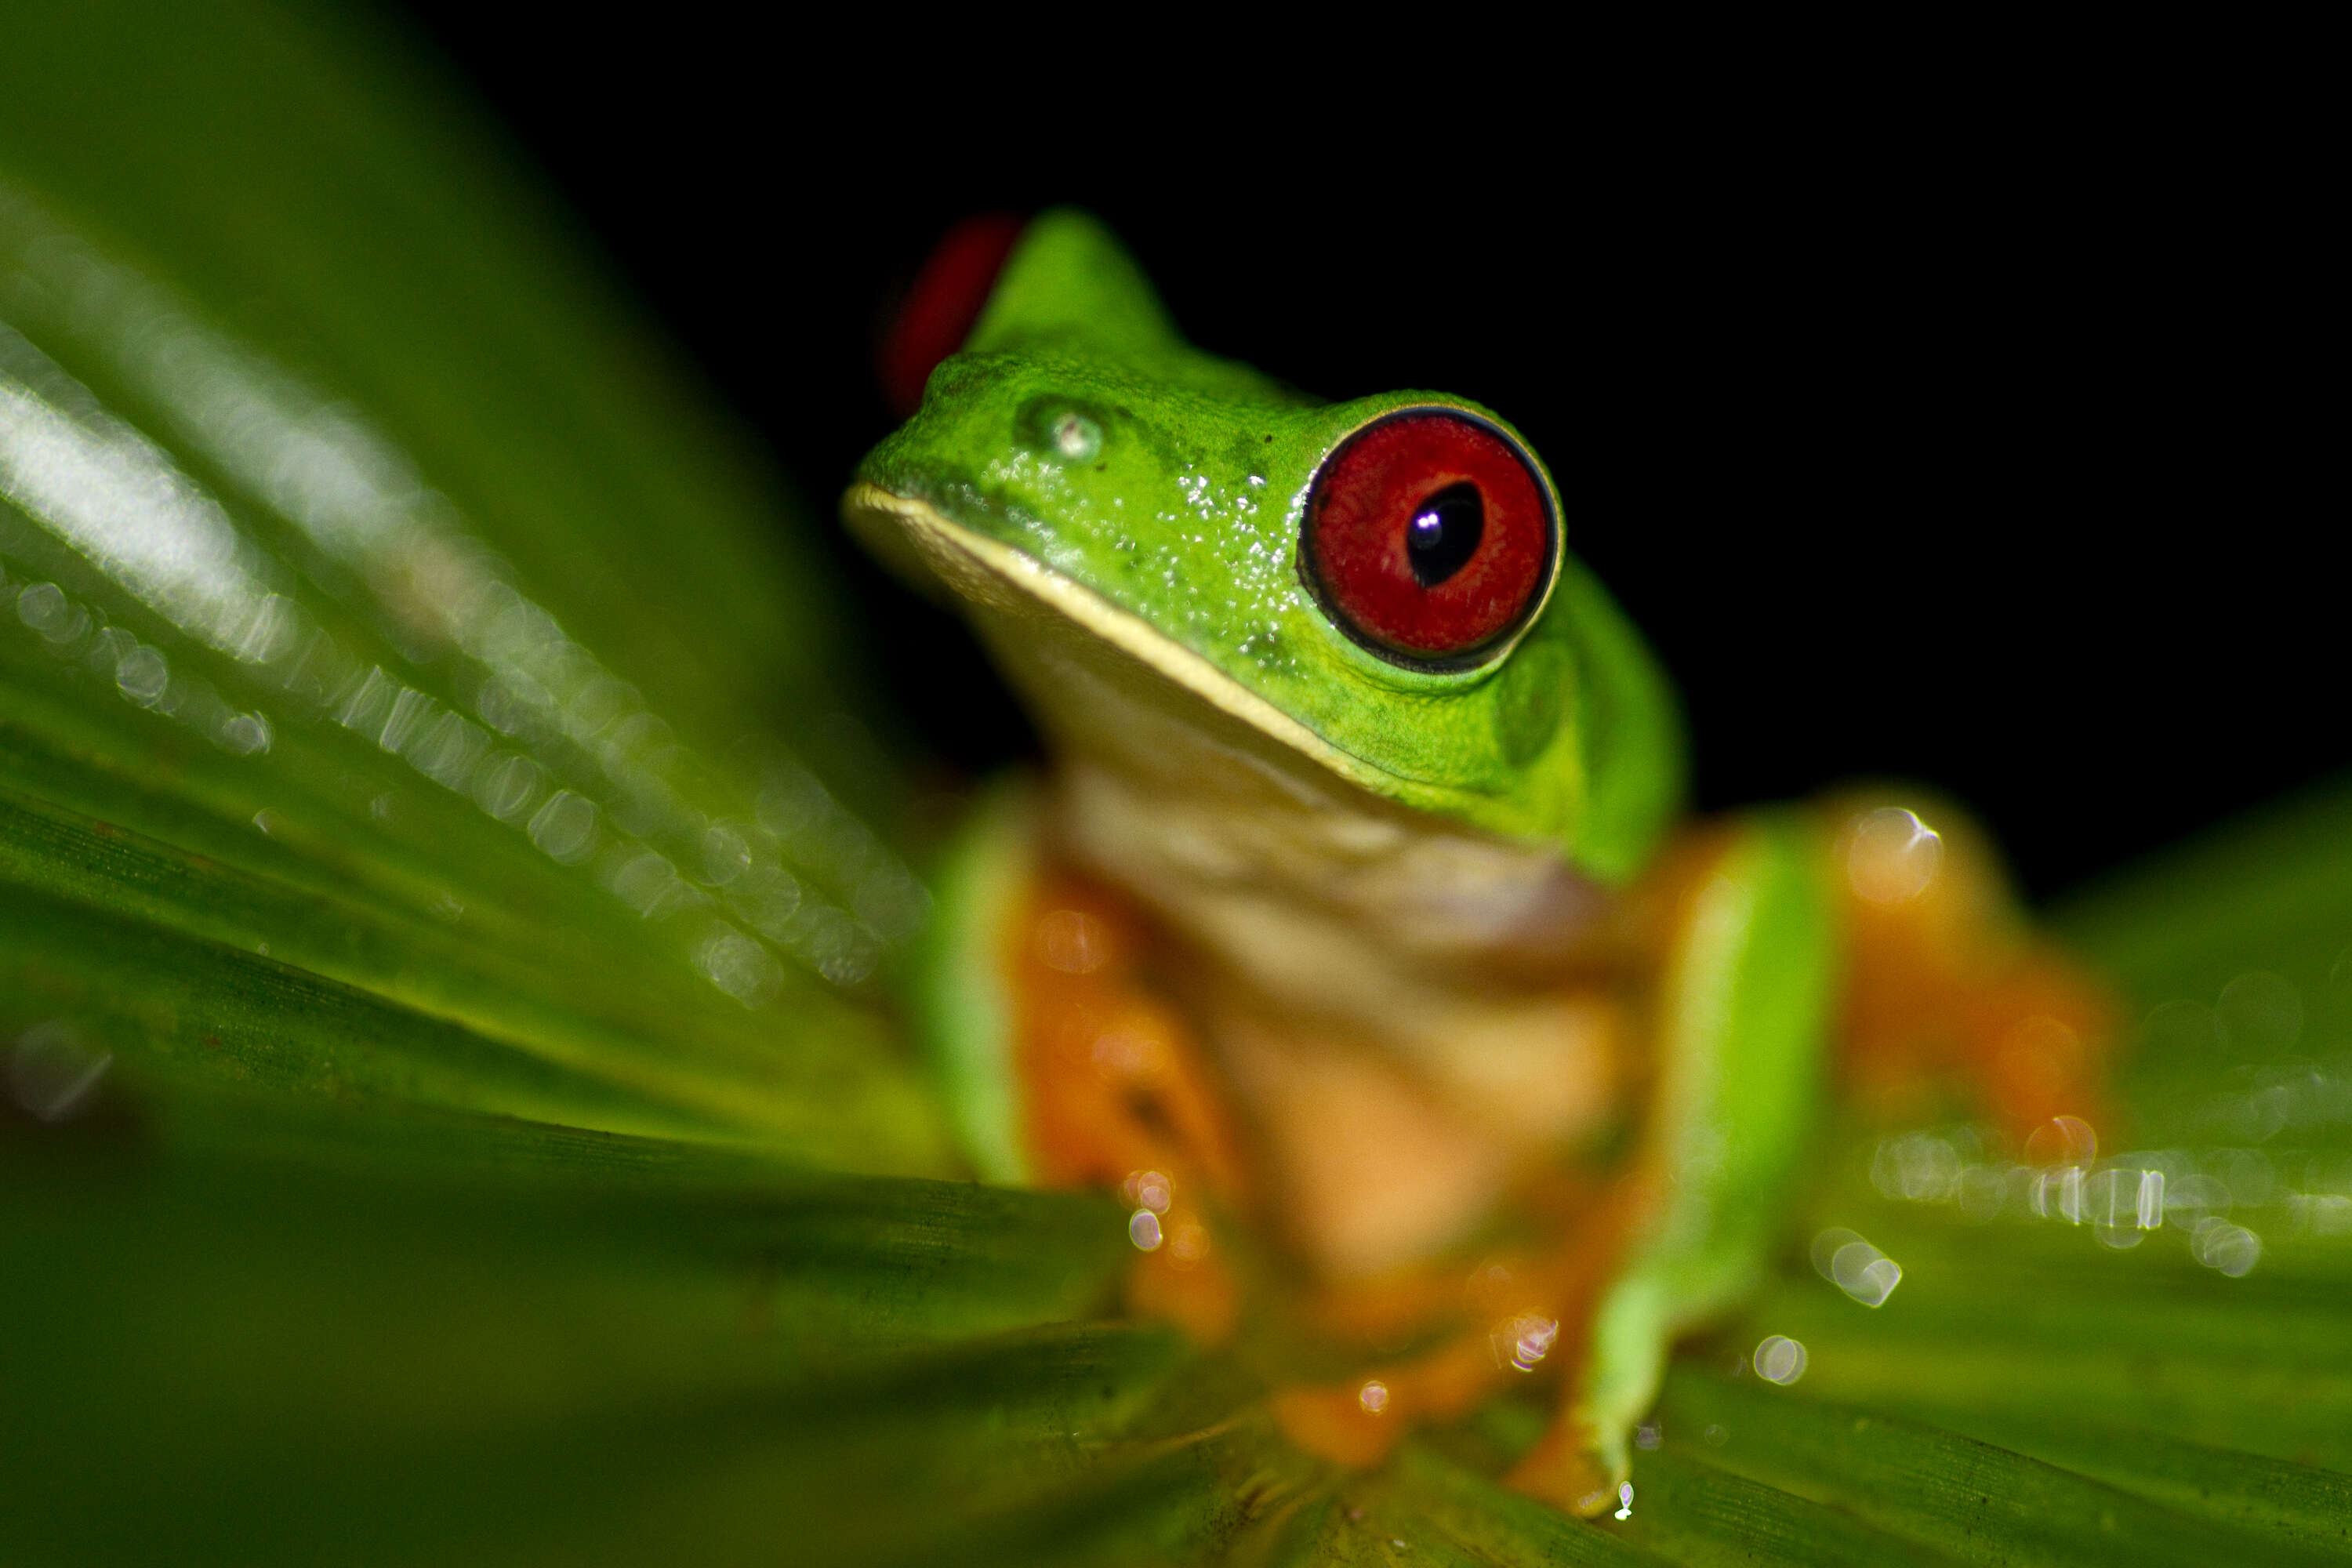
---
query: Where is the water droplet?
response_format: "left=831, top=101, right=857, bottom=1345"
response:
left=1872, top=1131, right=1962, bottom=1200
left=114, top=644, right=169, bottom=705
left=470, top=753, right=545, bottom=822
left=9, top=1022, right=111, bottom=1122
left=2025, top=1114, right=2099, bottom=1168
left=609, top=851, right=687, bottom=917
left=1753, top=1335, right=1808, bottom=1385
left=2087, top=1167, right=2165, bottom=1249
left=1830, top=1240, right=1904, bottom=1306
left=1846, top=807, right=1944, bottom=906
left=215, top=710, right=270, bottom=754
left=527, top=789, right=597, bottom=864
left=2163, top=1171, right=2231, bottom=1229
left=696, top=929, right=780, bottom=1007
left=1122, top=1171, right=1173, bottom=1214
left=1505, top=1315, right=1560, bottom=1372
left=2191, top=1218, right=2262, bottom=1276
left=17, top=581, right=81, bottom=644
left=702, top=824, right=753, bottom=886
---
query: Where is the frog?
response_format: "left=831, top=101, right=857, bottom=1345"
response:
left=844, top=209, right=2111, bottom=1518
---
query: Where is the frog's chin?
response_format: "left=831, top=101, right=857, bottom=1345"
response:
left=842, top=481, right=1407, bottom=805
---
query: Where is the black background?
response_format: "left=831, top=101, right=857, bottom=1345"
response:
left=387, top=13, right=2332, bottom=902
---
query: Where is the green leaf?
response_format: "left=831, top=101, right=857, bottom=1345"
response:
left=1650, top=1370, right=2332, bottom=1566
left=1, top=0, right=953, bottom=1171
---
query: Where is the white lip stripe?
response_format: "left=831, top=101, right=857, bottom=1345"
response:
left=844, top=481, right=1404, bottom=794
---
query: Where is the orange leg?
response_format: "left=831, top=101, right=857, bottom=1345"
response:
left=1009, top=867, right=1246, bottom=1341
left=1828, top=796, right=2118, bottom=1143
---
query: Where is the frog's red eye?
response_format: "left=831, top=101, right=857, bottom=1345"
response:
left=1301, top=411, right=1556, bottom=664
left=878, top=213, right=1026, bottom=419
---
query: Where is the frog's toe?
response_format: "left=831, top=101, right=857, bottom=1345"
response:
left=1502, top=1420, right=1624, bottom=1518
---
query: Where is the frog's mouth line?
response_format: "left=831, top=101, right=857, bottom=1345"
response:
left=842, top=481, right=1407, bottom=797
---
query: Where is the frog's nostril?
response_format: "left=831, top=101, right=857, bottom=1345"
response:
left=878, top=213, right=1027, bottom=419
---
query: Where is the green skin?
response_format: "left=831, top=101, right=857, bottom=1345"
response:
left=851, top=210, right=1838, bottom=1504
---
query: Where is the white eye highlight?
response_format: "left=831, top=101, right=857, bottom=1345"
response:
left=1812, top=1229, right=1904, bottom=1307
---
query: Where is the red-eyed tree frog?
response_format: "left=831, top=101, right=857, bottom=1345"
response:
left=844, top=210, right=2109, bottom=1516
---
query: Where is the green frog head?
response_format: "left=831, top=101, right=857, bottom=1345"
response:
left=847, top=210, right=1683, bottom=884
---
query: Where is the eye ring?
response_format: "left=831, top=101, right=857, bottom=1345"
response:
left=1298, top=406, right=1561, bottom=671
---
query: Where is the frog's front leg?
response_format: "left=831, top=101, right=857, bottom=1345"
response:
left=917, top=782, right=1245, bottom=1341
left=1507, top=801, right=2114, bottom=1513
left=1508, top=813, right=1839, bottom=1515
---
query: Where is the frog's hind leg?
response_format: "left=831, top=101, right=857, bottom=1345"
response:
left=917, top=779, right=1247, bottom=1341
left=1828, top=795, right=2116, bottom=1140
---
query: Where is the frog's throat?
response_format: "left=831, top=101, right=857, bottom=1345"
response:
left=844, top=481, right=1399, bottom=797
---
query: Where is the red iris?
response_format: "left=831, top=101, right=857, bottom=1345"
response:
left=878, top=213, right=1026, bottom=419
left=1301, top=411, right=1554, bottom=662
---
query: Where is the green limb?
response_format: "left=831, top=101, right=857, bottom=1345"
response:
left=912, top=775, right=1038, bottom=1185
left=1574, top=813, right=1839, bottom=1486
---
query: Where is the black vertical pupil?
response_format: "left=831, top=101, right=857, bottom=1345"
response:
left=1404, top=482, right=1483, bottom=587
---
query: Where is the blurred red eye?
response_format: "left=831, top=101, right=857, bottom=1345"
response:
left=877, top=212, right=1026, bottom=419
left=1301, top=411, right=1555, bottom=663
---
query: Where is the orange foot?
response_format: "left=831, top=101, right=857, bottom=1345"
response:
left=1270, top=1178, right=1646, bottom=1517
left=1504, top=1421, right=1622, bottom=1518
